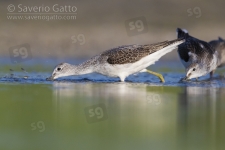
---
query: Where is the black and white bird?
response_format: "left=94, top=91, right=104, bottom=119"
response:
left=209, top=37, right=225, bottom=69
left=176, top=28, right=218, bottom=80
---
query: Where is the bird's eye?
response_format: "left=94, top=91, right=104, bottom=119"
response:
left=57, top=68, right=61, bottom=71
left=193, top=68, right=196, bottom=71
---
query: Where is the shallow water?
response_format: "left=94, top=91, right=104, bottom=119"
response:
left=0, top=61, right=225, bottom=150
left=1, top=70, right=225, bottom=87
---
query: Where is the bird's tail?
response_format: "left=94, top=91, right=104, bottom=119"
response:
left=176, top=28, right=189, bottom=39
left=218, top=37, right=224, bottom=42
left=152, top=38, right=185, bottom=51
left=167, top=37, right=186, bottom=45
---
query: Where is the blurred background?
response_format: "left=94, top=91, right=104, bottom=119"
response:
left=1, top=0, right=225, bottom=61
left=1, top=1, right=225, bottom=150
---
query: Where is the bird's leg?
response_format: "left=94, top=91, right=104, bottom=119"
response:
left=145, top=69, right=165, bottom=83
left=210, top=70, right=215, bottom=79
left=119, top=76, right=125, bottom=82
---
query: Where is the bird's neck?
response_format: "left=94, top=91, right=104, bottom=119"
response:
left=71, top=57, right=98, bottom=75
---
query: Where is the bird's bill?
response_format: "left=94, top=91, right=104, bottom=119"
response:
left=46, top=76, right=54, bottom=81
left=182, top=76, right=189, bottom=81
left=179, top=77, right=187, bottom=82
left=46, top=73, right=56, bottom=81
left=180, top=73, right=191, bottom=82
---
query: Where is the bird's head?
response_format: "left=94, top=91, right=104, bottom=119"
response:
left=46, top=63, right=73, bottom=80
left=184, top=63, right=205, bottom=80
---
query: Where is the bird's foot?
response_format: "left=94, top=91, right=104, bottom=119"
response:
left=145, top=69, right=165, bottom=83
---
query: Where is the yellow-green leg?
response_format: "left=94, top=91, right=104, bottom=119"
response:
left=146, top=69, right=165, bottom=83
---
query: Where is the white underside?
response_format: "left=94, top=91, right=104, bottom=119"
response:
left=96, top=42, right=182, bottom=81
left=209, top=52, right=218, bottom=72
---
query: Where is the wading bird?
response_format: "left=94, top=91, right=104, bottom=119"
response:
left=176, top=28, right=218, bottom=81
left=47, top=38, right=184, bottom=82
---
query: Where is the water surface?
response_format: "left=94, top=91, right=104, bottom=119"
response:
left=0, top=61, right=225, bottom=150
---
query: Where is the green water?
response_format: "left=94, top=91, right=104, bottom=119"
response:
left=0, top=82, right=224, bottom=150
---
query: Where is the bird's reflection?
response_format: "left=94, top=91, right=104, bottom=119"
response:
left=50, top=82, right=225, bottom=150
left=177, top=87, right=225, bottom=150
left=51, top=82, right=173, bottom=137
left=51, top=82, right=144, bottom=120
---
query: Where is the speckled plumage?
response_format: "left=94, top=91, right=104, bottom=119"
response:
left=101, top=41, right=175, bottom=64
left=209, top=37, right=225, bottom=68
left=176, top=28, right=218, bottom=79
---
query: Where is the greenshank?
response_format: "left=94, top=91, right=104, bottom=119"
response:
left=47, top=38, right=184, bottom=82
left=176, top=28, right=218, bottom=80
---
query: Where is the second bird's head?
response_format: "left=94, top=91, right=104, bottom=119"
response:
left=184, top=63, right=206, bottom=80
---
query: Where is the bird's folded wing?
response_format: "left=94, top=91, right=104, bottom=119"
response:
left=102, top=41, right=172, bottom=64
